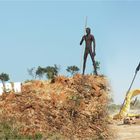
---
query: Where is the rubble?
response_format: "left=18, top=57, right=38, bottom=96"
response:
left=123, top=117, right=136, bottom=125
left=0, top=74, right=111, bottom=139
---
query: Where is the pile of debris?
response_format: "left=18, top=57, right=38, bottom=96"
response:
left=0, top=74, right=111, bottom=139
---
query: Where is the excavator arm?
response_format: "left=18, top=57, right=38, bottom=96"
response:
left=113, top=62, right=140, bottom=120
left=113, top=89, right=140, bottom=119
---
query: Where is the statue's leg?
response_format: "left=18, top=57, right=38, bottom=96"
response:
left=89, top=49, right=98, bottom=75
left=83, top=50, right=88, bottom=75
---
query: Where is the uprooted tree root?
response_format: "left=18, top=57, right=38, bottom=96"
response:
left=0, top=74, right=112, bottom=139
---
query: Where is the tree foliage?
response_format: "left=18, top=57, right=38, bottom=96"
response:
left=0, top=73, right=10, bottom=92
left=92, top=61, right=101, bottom=75
left=45, top=65, right=59, bottom=80
left=95, top=61, right=100, bottom=71
left=107, top=104, right=121, bottom=113
left=66, top=65, right=80, bottom=76
left=0, top=73, right=9, bottom=82
left=35, top=66, right=45, bottom=79
left=27, top=65, right=60, bottom=80
left=27, top=67, right=36, bottom=79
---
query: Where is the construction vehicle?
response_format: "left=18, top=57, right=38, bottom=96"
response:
left=113, top=62, right=140, bottom=120
left=113, top=89, right=140, bottom=120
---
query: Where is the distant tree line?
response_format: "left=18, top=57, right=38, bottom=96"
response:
left=27, top=65, right=60, bottom=80
left=27, top=61, right=101, bottom=80
left=27, top=65, right=81, bottom=80
left=0, top=60, right=101, bottom=85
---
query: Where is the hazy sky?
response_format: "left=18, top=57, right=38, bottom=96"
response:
left=0, top=1, right=140, bottom=103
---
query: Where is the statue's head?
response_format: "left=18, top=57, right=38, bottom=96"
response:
left=86, top=27, right=91, bottom=34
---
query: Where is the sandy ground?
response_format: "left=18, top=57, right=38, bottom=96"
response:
left=110, top=120, right=140, bottom=140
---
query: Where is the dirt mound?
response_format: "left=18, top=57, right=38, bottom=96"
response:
left=0, top=74, right=111, bottom=139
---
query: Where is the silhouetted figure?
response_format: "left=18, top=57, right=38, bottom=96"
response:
left=80, top=27, right=97, bottom=75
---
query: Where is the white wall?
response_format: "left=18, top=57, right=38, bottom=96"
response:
left=14, top=82, right=21, bottom=93
left=0, top=83, right=3, bottom=95
left=0, top=82, right=21, bottom=95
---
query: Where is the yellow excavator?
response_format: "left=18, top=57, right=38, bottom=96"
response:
left=113, top=89, right=140, bottom=119
left=113, top=62, right=140, bottom=120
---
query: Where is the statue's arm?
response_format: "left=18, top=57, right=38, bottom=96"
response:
left=80, top=36, right=85, bottom=45
left=92, top=35, right=96, bottom=55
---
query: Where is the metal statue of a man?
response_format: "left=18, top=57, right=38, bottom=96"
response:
left=80, top=27, right=98, bottom=75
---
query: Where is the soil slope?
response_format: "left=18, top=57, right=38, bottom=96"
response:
left=0, top=74, right=110, bottom=139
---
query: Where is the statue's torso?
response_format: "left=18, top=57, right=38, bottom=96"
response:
left=84, top=34, right=93, bottom=48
